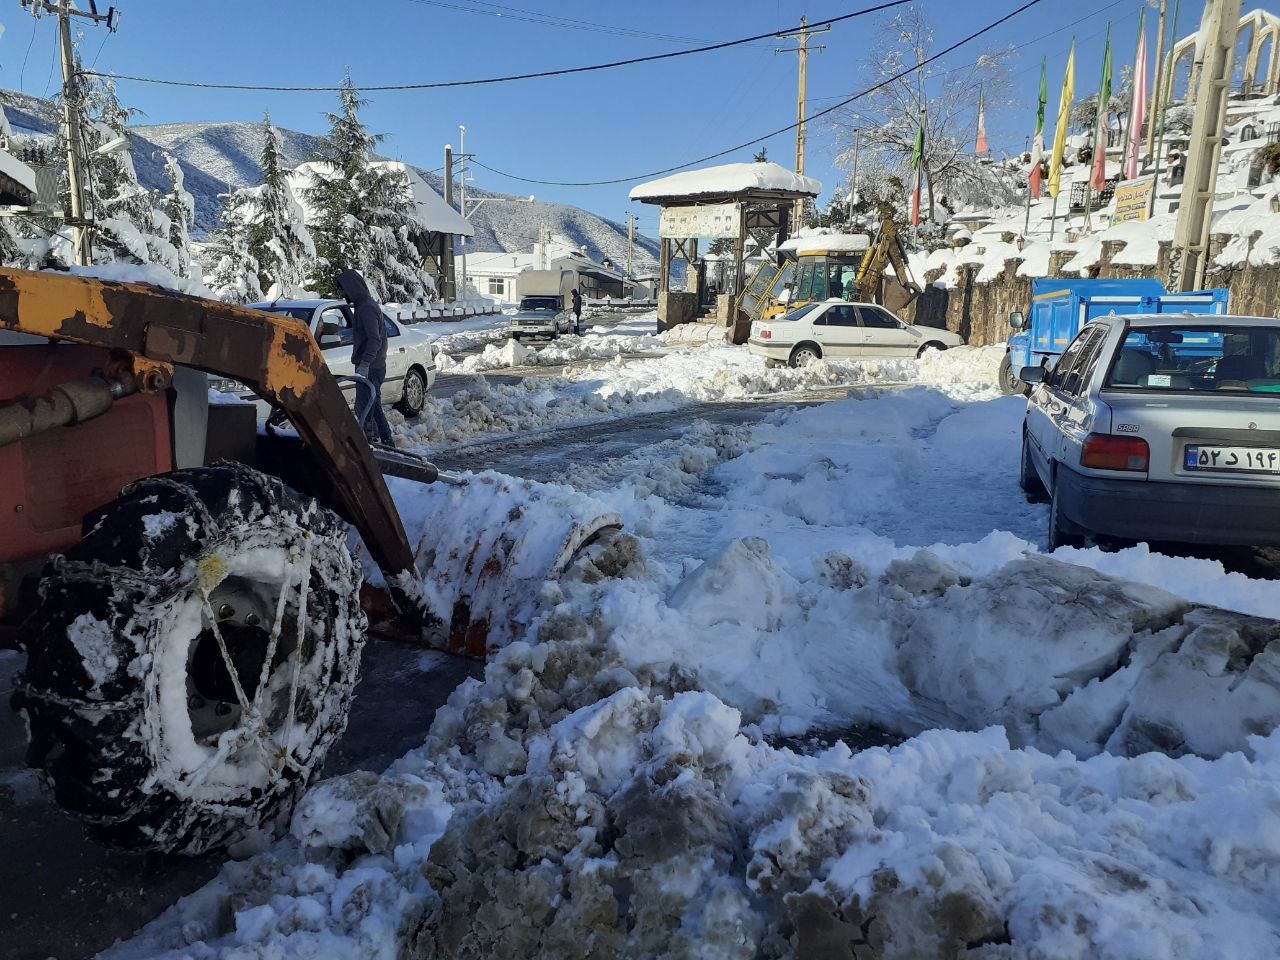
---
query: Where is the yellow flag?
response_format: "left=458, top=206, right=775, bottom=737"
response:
left=1048, top=41, right=1075, bottom=199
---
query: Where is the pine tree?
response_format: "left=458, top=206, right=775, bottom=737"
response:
left=249, top=113, right=316, bottom=297
left=304, top=73, right=436, bottom=302
left=161, top=153, right=194, bottom=278
left=753, top=147, right=769, bottom=163
left=204, top=191, right=264, bottom=304
left=305, top=73, right=377, bottom=296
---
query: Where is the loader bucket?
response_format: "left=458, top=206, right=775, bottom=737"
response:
left=371, top=472, right=622, bottom=657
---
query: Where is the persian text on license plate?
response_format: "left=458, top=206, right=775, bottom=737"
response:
left=1184, top=444, right=1280, bottom=474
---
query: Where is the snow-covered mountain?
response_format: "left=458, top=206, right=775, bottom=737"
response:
left=0, top=91, right=658, bottom=271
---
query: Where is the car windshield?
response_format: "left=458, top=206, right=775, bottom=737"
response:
left=777, top=303, right=820, bottom=322
left=1104, top=324, right=1280, bottom=393
left=519, top=297, right=559, bottom=311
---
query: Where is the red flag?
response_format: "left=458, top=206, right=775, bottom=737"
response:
left=1029, top=159, right=1043, bottom=199
left=1125, top=29, right=1149, bottom=178
left=1090, top=135, right=1108, bottom=191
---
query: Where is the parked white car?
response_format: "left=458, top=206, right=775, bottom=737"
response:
left=1020, top=313, right=1280, bottom=549
left=748, top=299, right=963, bottom=367
left=212, top=299, right=437, bottom=417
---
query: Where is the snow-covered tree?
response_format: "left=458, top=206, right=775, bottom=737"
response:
left=304, top=74, right=435, bottom=302
left=305, top=73, right=377, bottom=296
left=67, top=70, right=187, bottom=271
left=203, top=192, right=264, bottom=304
left=249, top=114, right=316, bottom=297
left=161, top=153, right=194, bottom=278
left=832, top=8, right=1020, bottom=219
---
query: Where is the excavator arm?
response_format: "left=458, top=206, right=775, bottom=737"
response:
left=0, top=268, right=417, bottom=582
left=855, top=204, right=923, bottom=307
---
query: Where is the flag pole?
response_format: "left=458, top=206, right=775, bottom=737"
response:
left=1147, top=0, right=1182, bottom=219
left=1050, top=192, right=1059, bottom=241
left=1024, top=180, right=1033, bottom=235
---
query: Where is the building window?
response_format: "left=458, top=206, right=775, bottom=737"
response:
left=488, top=277, right=505, bottom=296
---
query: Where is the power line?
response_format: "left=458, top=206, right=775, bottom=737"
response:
left=467, top=0, right=1046, bottom=188
left=82, top=1, right=914, bottom=93
left=403, top=0, right=740, bottom=46
left=804, top=0, right=1128, bottom=105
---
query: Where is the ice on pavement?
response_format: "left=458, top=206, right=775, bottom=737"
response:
left=107, top=340, right=1280, bottom=959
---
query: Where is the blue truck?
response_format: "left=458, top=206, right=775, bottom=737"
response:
left=998, top=279, right=1231, bottom=395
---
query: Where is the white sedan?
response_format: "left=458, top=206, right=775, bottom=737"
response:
left=748, top=299, right=963, bottom=367
left=215, top=299, right=437, bottom=417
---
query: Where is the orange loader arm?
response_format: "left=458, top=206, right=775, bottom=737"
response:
left=0, top=268, right=417, bottom=583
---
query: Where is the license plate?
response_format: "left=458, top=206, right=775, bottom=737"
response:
left=1184, top=444, right=1280, bottom=474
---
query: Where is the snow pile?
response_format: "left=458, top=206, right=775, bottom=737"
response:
left=106, top=376, right=1280, bottom=959
left=439, top=330, right=666, bottom=374
left=108, top=547, right=1280, bottom=960
left=916, top=344, right=1005, bottom=400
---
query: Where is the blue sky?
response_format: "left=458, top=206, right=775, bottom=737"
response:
left=5, top=1, right=1278, bottom=239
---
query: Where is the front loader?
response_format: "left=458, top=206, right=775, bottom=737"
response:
left=0, top=267, right=616, bottom=855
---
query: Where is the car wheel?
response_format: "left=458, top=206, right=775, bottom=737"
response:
left=1048, top=472, right=1085, bottom=551
left=916, top=342, right=947, bottom=359
left=1019, top=430, right=1049, bottom=503
left=789, top=345, right=821, bottom=368
left=396, top=367, right=428, bottom=418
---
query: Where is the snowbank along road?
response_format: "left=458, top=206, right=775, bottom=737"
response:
left=10, top=324, right=1280, bottom=960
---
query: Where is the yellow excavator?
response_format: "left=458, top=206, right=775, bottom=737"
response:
left=742, top=204, right=922, bottom=323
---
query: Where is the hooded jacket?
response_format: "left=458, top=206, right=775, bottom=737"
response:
left=335, top=269, right=387, bottom=372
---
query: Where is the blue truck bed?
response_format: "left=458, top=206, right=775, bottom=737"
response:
left=1001, top=279, right=1230, bottom=393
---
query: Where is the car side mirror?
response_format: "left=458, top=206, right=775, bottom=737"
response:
left=1009, top=311, right=1026, bottom=331
left=1020, top=366, right=1045, bottom=384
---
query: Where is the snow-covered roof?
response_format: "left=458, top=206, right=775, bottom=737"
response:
left=289, top=160, right=474, bottom=237
left=629, top=162, right=821, bottom=202
left=779, top=232, right=870, bottom=255
left=0, top=148, right=36, bottom=205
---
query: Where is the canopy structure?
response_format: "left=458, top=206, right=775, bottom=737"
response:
left=630, top=162, right=821, bottom=339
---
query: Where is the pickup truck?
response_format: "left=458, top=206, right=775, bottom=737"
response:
left=1000, top=279, right=1230, bottom=395
left=511, top=268, right=575, bottom=341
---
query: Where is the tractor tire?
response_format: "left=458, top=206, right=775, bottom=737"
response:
left=14, top=463, right=366, bottom=856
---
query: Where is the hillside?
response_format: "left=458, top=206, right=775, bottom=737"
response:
left=0, top=89, right=659, bottom=271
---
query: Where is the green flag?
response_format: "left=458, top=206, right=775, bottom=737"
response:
left=911, top=123, right=924, bottom=169
left=1035, top=57, right=1047, bottom=137
left=1098, top=23, right=1112, bottom=117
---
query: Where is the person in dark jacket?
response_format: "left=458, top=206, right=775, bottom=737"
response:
left=335, top=269, right=395, bottom=447
left=570, top=287, right=583, bottom=335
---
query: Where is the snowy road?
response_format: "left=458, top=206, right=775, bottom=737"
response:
left=9, top=339, right=1280, bottom=959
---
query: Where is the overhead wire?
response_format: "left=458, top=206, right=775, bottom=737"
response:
left=804, top=0, right=1129, bottom=106
left=466, top=0, right=1046, bottom=188
left=402, top=0, right=740, bottom=46
left=81, top=1, right=915, bottom=92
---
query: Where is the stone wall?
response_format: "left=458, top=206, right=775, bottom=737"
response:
left=904, top=237, right=1280, bottom=346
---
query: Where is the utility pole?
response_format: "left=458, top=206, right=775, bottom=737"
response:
left=1145, top=0, right=1169, bottom=158
left=1169, top=0, right=1242, bottom=291
left=776, top=15, right=829, bottom=226
left=458, top=124, right=468, bottom=299
left=442, top=144, right=456, bottom=302
left=25, top=0, right=118, bottom=266
left=625, top=211, right=635, bottom=279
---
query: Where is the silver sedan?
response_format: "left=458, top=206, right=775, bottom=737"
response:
left=1019, top=314, right=1280, bottom=549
